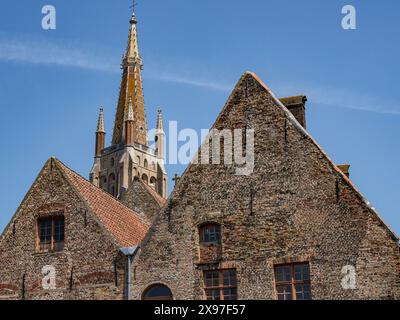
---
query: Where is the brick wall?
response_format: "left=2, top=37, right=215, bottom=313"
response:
left=0, top=160, right=126, bottom=300
left=131, top=72, right=400, bottom=300
left=121, top=177, right=162, bottom=222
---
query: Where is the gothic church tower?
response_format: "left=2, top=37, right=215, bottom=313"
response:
left=90, top=12, right=167, bottom=199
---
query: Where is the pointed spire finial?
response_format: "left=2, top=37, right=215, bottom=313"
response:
left=97, top=107, right=105, bottom=133
left=130, top=1, right=138, bottom=24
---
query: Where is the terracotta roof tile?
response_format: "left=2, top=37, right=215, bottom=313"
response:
left=55, top=159, right=150, bottom=247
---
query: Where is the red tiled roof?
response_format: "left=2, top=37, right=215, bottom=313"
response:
left=55, top=159, right=150, bottom=247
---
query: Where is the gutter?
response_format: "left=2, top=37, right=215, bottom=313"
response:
left=120, top=246, right=139, bottom=300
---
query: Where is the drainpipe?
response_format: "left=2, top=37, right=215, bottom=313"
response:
left=120, top=246, right=139, bottom=300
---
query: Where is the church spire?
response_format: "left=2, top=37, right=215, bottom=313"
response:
left=112, top=11, right=148, bottom=146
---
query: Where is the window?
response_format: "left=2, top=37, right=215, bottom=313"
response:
left=142, top=284, right=173, bottom=300
left=150, top=176, right=157, bottom=188
left=274, top=263, right=311, bottom=300
left=199, top=224, right=221, bottom=244
left=204, top=269, right=237, bottom=300
left=38, top=216, right=65, bottom=252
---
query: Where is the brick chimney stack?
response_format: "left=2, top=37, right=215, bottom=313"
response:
left=337, top=164, right=351, bottom=178
left=279, top=95, right=307, bottom=129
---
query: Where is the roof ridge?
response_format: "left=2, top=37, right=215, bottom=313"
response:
left=150, top=71, right=398, bottom=243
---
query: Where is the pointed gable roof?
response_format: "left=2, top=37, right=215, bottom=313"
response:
left=136, top=176, right=166, bottom=207
left=159, top=71, right=399, bottom=244
left=120, top=176, right=166, bottom=222
left=247, top=72, right=398, bottom=241
left=55, top=158, right=150, bottom=247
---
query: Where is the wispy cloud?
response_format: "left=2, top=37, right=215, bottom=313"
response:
left=0, top=33, right=233, bottom=91
left=1, top=34, right=399, bottom=115
left=0, top=33, right=119, bottom=73
left=274, top=82, right=400, bottom=116
left=144, top=72, right=233, bottom=92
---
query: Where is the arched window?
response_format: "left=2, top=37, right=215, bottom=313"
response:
left=142, top=174, right=148, bottom=184
left=150, top=176, right=156, bottom=188
left=136, top=156, right=141, bottom=165
left=144, top=159, right=148, bottom=168
left=199, top=223, right=221, bottom=245
left=142, top=284, right=173, bottom=300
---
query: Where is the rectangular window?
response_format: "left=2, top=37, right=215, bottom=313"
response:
left=274, top=263, right=311, bottom=300
left=204, top=269, right=237, bottom=300
left=200, top=224, right=221, bottom=244
left=38, top=216, right=65, bottom=253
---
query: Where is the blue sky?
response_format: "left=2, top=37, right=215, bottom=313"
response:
left=0, top=0, right=399, bottom=235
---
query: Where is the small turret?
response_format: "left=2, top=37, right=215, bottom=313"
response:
left=155, top=109, right=165, bottom=160
left=95, top=107, right=106, bottom=157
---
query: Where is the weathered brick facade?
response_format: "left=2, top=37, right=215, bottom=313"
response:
left=1, top=72, right=399, bottom=300
left=130, top=72, right=400, bottom=300
left=0, top=158, right=149, bottom=300
left=121, top=177, right=166, bottom=223
left=0, top=11, right=398, bottom=300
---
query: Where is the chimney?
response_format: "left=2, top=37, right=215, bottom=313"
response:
left=279, top=95, right=307, bottom=129
left=337, top=164, right=351, bottom=178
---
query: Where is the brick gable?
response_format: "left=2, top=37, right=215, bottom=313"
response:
left=131, top=72, right=400, bottom=300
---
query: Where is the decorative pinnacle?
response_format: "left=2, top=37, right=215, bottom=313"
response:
left=156, top=108, right=164, bottom=131
left=126, top=96, right=135, bottom=122
left=97, top=107, right=105, bottom=133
